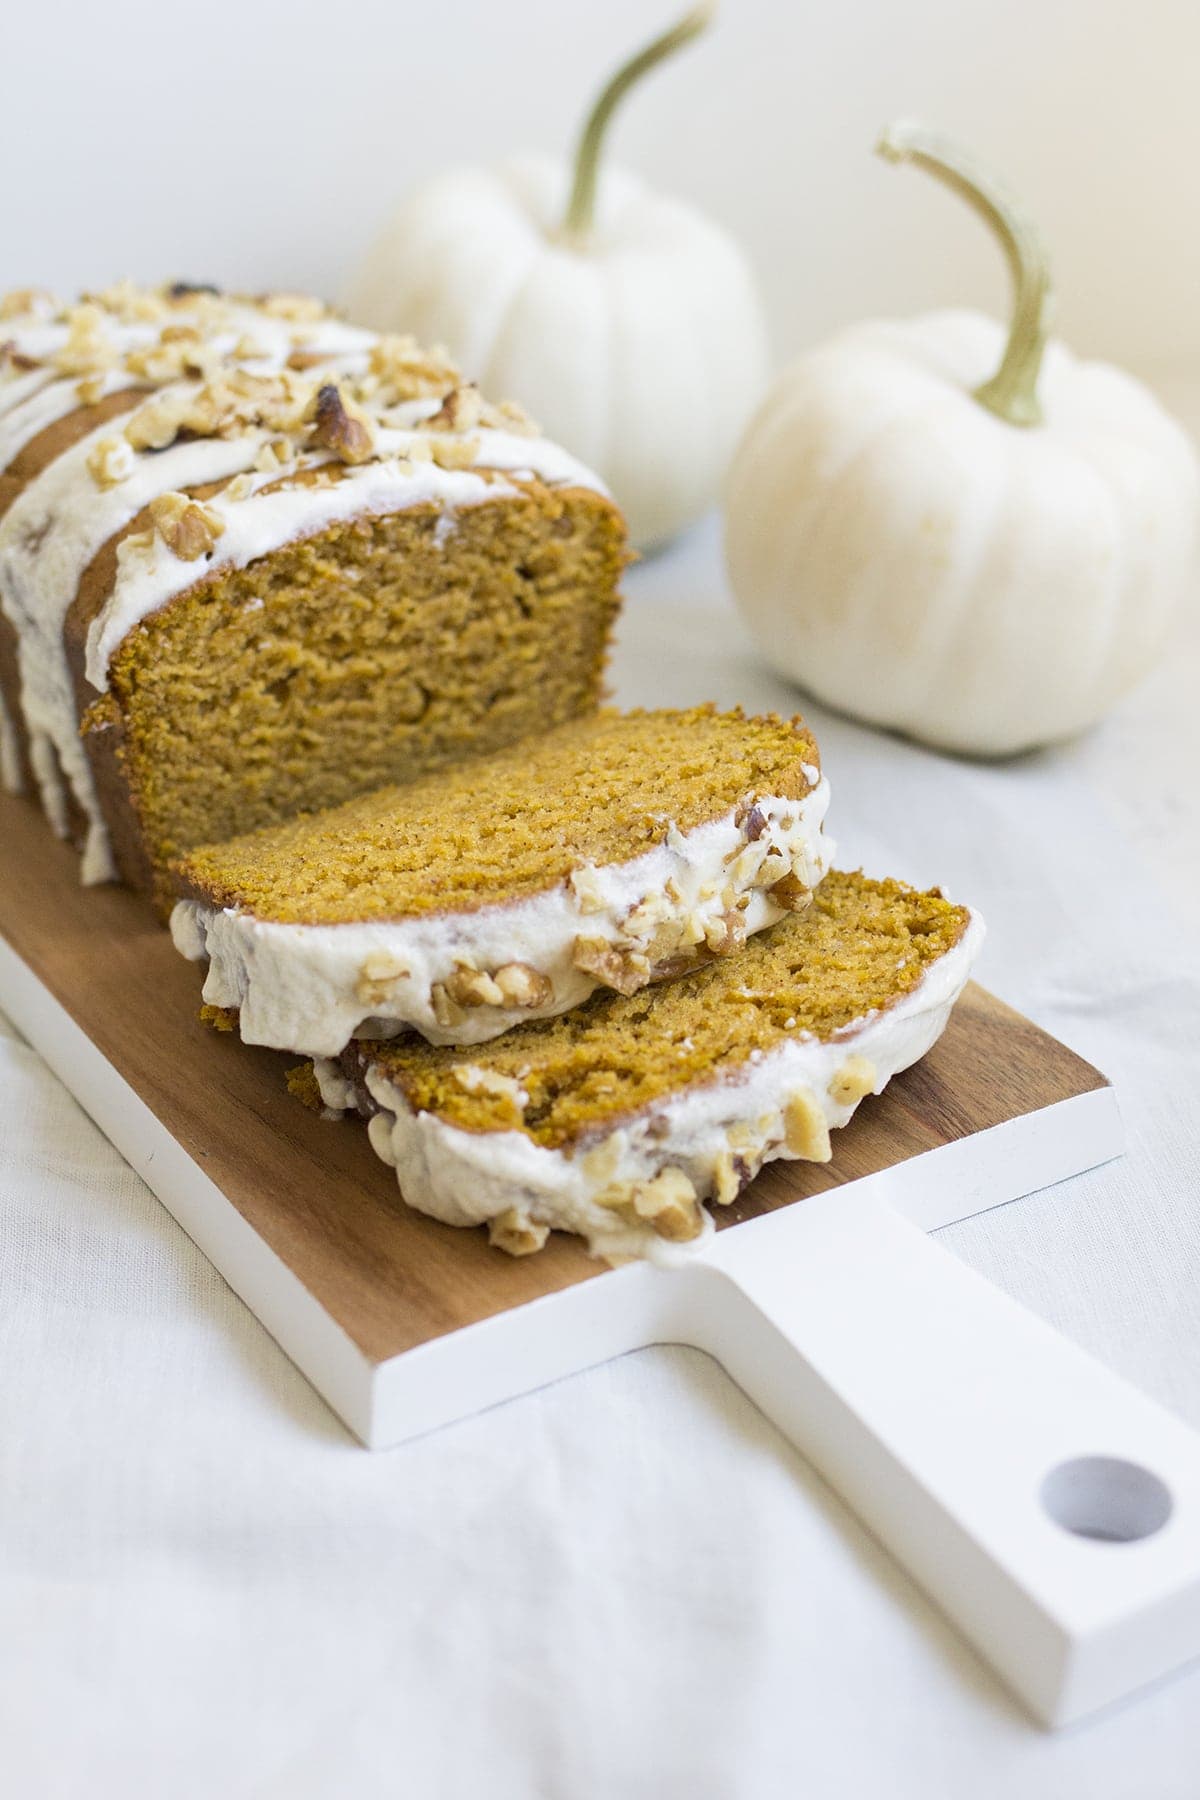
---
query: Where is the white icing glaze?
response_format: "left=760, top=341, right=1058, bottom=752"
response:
left=0, top=289, right=608, bottom=883
left=331, top=907, right=985, bottom=1263
left=172, top=781, right=833, bottom=1056
left=0, top=370, right=82, bottom=468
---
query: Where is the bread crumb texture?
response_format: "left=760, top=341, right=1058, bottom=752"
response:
left=173, top=706, right=818, bottom=923
left=88, top=483, right=624, bottom=885
left=355, top=870, right=970, bottom=1147
left=285, top=1062, right=326, bottom=1113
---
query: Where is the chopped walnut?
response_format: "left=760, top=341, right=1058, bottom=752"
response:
left=488, top=1208, right=549, bottom=1257
left=767, top=871, right=812, bottom=912
left=124, top=395, right=185, bottom=452
left=444, top=965, right=506, bottom=1008
left=94, top=279, right=169, bottom=321
left=680, top=912, right=708, bottom=949
left=618, top=891, right=700, bottom=967
left=442, top=961, right=553, bottom=1012
left=125, top=370, right=311, bottom=453
left=633, top=1168, right=703, bottom=1240
left=728, top=1113, right=777, bottom=1153
left=573, top=935, right=652, bottom=997
left=829, top=1055, right=876, bottom=1106
left=260, top=292, right=328, bottom=322
left=53, top=304, right=117, bottom=377
left=365, top=333, right=462, bottom=405
left=595, top=1166, right=703, bottom=1242
left=703, top=909, right=747, bottom=956
left=568, top=865, right=607, bottom=914
left=307, top=383, right=375, bottom=463
left=124, top=339, right=202, bottom=383
left=86, top=436, right=136, bottom=490
left=355, top=950, right=412, bottom=1006
left=190, top=370, right=307, bottom=439
left=783, top=1089, right=832, bottom=1163
left=623, top=891, right=675, bottom=941
left=0, top=287, right=55, bottom=321
left=256, top=435, right=295, bottom=474
left=148, top=492, right=225, bottom=561
left=580, top=1134, right=625, bottom=1188
left=430, top=982, right=466, bottom=1029
left=754, top=848, right=791, bottom=888
left=725, top=842, right=769, bottom=888
left=492, top=962, right=553, bottom=1009
left=424, top=384, right=483, bottom=432
left=402, top=439, right=438, bottom=473
left=712, top=1148, right=741, bottom=1206
left=428, top=434, right=481, bottom=470
left=451, top=1064, right=528, bottom=1107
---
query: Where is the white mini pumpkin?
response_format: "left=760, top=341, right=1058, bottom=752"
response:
left=348, top=6, right=768, bottom=550
left=725, top=123, right=1200, bottom=757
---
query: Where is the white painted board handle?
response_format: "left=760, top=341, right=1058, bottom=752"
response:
left=701, top=1189, right=1200, bottom=1726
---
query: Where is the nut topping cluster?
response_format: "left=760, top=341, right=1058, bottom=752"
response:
left=0, top=283, right=542, bottom=560
left=566, top=801, right=817, bottom=998
left=595, top=1167, right=704, bottom=1243
left=561, top=1052, right=875, bottom=1257
left=431, top=960, right=555, bottom=1028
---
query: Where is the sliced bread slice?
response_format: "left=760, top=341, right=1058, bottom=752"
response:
left=312, top=870, right=983, bottom=1260
left=170, top=706, right=832, bottom=1055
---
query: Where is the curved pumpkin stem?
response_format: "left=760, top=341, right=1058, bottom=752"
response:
left=561, top=4, right=715, bottom=245
left=876, top=120, right=1052, bottom=428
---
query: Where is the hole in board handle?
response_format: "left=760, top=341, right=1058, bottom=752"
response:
left=1040, top=1456, right=1173, bottom=1544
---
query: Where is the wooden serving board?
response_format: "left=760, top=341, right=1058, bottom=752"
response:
left=0, top=784, right=1115, bottom=1434
left=14, top=785, right=1200, bottom=1731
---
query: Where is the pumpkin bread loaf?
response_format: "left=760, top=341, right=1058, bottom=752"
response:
left=307, top=870, right=983, bottom=1261
left=0, top=283, right=624, bottom=908
left=170, top=707, right=832, bottom=1055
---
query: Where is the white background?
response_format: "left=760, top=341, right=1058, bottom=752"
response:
left=5, top=0, right=1200, bottom=380
left=4, top=3, right=1200, bottom=1796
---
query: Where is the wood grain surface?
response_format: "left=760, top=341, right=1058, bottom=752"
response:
left=0, top=789, right=1108, bottom=1366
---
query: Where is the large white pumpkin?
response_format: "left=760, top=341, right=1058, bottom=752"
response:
left=347, top=8, right=768, bottom=550
left=725, top=126, right=1200, bottom=757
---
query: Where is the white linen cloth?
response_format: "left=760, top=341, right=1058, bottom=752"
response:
left=2, top=519, right=1199, bottom=1799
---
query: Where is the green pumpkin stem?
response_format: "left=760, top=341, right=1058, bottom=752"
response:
left=561, top=3, right=715, bottom=244
left=876, top=120, right=1052, bottom=428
